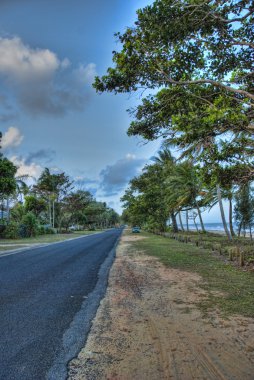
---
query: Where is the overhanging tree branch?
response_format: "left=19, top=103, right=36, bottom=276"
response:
left=157, top=69, right=254, bottom=102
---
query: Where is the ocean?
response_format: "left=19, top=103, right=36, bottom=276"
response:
left=183, top=222, right=238, bottom=232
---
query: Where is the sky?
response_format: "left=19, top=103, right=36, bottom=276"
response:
left=0, top=0, right=226, bottom=222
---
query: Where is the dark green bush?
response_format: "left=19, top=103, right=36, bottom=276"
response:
left=21, top=212, right=39, bottom=237
left=0, top=225, right=6, bottom=237
left=19, top=224, right=28, bottom=238
left=44, top=227, right=55, bottom=234
left=3, top=222, right=19, bottom=239
left=38, top=226, right=46, bottom=235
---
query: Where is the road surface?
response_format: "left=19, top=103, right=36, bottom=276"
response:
left=0, top=228, right=122, bottom=380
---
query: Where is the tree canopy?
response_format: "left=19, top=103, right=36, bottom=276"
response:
left=0, top=157, right=17, bottom=199
left=94, top=0, right=253, bottom=103
left=94, top=0, right=254, bottom=183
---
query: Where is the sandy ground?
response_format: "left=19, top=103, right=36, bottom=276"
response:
left=68, top=234, right=254, bottom=380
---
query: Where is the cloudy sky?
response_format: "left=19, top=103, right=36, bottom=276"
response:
left=0, top=0, right=224, bottom=221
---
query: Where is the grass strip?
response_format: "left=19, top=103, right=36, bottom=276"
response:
left=0, top=230, right=103, bottom=250
left=133, top=232, right=254, bottom=318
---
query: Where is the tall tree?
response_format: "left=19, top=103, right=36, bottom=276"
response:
left=234, top=183, right=254, bottom=238
left=122, top=163, right=171, bottom=232
left=0, top=156, right=17, bottom=223
left=94, top=0, right=253, bottom=104
left=60, top=190, right=93, bottom=230
left=94, top=0, right=254, bottom=183
left=166, top=161, right=206, bottom=232
left=34, top=168, right=73, bottom=228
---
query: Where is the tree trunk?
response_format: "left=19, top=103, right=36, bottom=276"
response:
left=196, top=201, right=206, bottom=232
left=194, top=215, right=199, bottom=232
left=243, top=223, right=246, bottom=237
left=6, top=198, right=10, bottom=224
left=52, top=200, right=55, bottom=228
left=1, top=200, right=4, bottom=224
left=249, top=225, right=253, bottom=241
left=186, top=210, right=189, bottom=231
left=238, top=220, right=242, bottom=237
left=228, top=197, right=235, bottom=237
left=217, top=185, right=232, bottom=240
left=171, top=212, right=178, bottom=233
left=178, top=211, right=184, bottom=231
left=49, top=199, right=52, bottom=226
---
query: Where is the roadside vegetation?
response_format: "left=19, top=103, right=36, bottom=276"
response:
left=0, top=230, right=102, bottom=251
left=132, top=231, right=254, bottom=317
left=93, top=1, right=254, bottom=249
left=0, top=133, right=120, bottom=242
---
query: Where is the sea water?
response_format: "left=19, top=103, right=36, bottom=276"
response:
left=183, top=222, right=238, bottom=232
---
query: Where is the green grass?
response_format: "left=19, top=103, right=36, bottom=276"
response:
left=0, top=245, right=27, bottom=252
left=0, top=230, right=103, bottom=250
left=132, top=231, right=254, bottom=318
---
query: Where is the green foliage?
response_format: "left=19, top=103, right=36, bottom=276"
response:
left=94, top=0, right=254, bottom=185
left=234, top=183, right=254, bottom=233
left=35, top=168, right=73, bottom=198
left=93, top=0, right=254, bottom=236
left=10, top=203, right=26, bottom=223
left=44, top=226, right=56, bottom=234
left=94, top=0, right=253, bottom=100
left=0, top=156, right=17, bottom=197
left=60, top=190, right=93, bottom=230
left=0, top=162, right=119, bottom=239
left=84, top=201, right=119, bottom=228
left=3, top=222, right=19, bottom=239
left=33, top=168, right=74, bottom=228
left=38, top=226, right=46, bottom=235
left=21, top=212, right=39, bottom=237
left=24, top=195, right=47, bottom=217
left=121, top=149, right=176, bottom=232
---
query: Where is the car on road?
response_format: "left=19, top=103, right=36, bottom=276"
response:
left=132, top=226, right=141, bottom=233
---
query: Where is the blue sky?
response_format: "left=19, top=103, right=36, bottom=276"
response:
left=0, top=0, right=225, bottom=221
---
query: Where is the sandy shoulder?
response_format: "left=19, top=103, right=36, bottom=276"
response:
left=68, top=233, right=254, bottom=380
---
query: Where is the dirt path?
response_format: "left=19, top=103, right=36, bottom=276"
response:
left=68, top=234, right=254, bottom=380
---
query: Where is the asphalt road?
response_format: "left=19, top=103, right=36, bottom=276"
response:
left=0, top=228, right=122, bottom=380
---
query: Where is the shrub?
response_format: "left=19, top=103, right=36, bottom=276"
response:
left=0, top=224, right=6, bottom=237
left=19, top=224, right=28, bottom=238
left=21, top=212, right=39, bottom=237
left=3, top=222, right=19, bottom=239
left=44, top=227, right=55, bottom=234
left=38, top=226, right=46, bottom=235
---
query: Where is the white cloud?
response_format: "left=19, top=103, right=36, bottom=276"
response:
left=2, top=126, right=23, bottom=149
left=126, top=153, right=136, bottom=160
left=60, top=58, right=71, bottom=70
left=10, top=155, right=43, bottom=179
left=0, top=36, right=60, bottom=83
left=0, top=36, right=97, bottom=116
left=73, top=63, right=97, bottom=85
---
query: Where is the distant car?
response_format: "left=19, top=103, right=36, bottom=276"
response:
left=132, top=226, right=141, bottom=233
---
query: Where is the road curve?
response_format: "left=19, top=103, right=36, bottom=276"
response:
left=0, top=228, right=122, bottom=380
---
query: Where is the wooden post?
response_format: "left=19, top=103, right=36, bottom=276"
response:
left=239, top=250, right=245, bottom=267
left=229, top=248, right=233, bottom=261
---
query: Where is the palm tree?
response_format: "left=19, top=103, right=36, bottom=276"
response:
left=166, top=161, right=206, bottom=232
left=151, top=148, right=175, bottom=166
left=5, top=175, right=31, bottom=223
left=174, top=134, right=234, bottom=239
left=152, top=148, right=179, bottom=232
left=15, top=175, right=30, bottom=201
